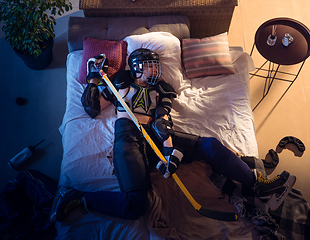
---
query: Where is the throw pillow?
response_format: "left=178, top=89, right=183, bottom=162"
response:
left=182, top=32, right=234, bottom=79
left=78, top=37, right=127, bottom=84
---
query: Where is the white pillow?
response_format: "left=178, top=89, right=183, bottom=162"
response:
left=124, top=32, right=183, bottom=93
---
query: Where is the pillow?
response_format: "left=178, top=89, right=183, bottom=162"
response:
left=182, top=32, right=234, bottom=79
left=124, top=32, right=183, bottom=93
left=78, top=37, right=127, bottom=84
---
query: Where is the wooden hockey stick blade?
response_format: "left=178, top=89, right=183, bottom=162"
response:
left=198, top=207, right=238, bottom=222
left=98, top=70, right=238, bottom=222
left=172, top=173, right=238, bottom=221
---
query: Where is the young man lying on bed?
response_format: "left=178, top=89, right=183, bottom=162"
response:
left=49, top=48, right=296, bottom=223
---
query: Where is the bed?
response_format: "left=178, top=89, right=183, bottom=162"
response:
left=55, top=15, right=309, bottom=240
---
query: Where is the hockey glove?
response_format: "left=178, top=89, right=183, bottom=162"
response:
left=81, top=83, right=101, bottom=118
left=156, top=147, right=183, bottom=178
left=86, top=54, right=109, bottom=85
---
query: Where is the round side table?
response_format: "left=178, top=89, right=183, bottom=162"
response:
left=250, top=17, right=310, bottom=111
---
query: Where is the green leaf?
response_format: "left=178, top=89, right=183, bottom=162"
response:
left=0, top=0, right=72, bottom=57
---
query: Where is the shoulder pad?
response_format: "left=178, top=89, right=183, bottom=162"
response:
left=156, top=81, right=177, bottom=98
left=112, top=70, right=133, bottom=90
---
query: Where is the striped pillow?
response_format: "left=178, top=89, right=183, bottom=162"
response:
left=182, top=32, right=234, bottom=78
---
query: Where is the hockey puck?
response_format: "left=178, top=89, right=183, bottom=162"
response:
left=16, top=97, right=27, bottom=106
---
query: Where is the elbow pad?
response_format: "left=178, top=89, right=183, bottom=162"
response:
left=151, top=118, right=174, bottom=143
left=112, top=70, right=133, bottom=90
left=155, top=106, right=169, bottom=119
left=81, top=83, right=100, bottom=118
left=156, top=81, right=176, bottom=118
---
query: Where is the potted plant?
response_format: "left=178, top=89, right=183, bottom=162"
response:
left=0, top=0, right=72, bottom=70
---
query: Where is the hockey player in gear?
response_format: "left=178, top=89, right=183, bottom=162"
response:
left=50, top=48, right=296, bottom=223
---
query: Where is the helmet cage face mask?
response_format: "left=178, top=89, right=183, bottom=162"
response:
left=132, top=60, right=161, bottom=85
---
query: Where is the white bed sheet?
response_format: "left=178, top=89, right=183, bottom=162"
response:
left=56, top=47, right=257, bottom=239
left=171, top=47, right=257, bottom=156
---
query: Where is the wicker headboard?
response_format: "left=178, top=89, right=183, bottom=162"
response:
left=67, top=15, right=190, bottom=52
left=79, top=0, right=238, bottom=38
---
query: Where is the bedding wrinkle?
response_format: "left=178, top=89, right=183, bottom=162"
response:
left=170, top=49, right=258, bottom=156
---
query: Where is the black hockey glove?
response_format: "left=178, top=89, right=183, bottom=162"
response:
left=86, top=54, right=109, bottom=85
left=156, top=147, right=183, bottom=178
left=81, top=83, right=101, bottom=118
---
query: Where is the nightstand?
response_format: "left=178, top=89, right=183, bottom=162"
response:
left=250, top=17, right=310, bottom=111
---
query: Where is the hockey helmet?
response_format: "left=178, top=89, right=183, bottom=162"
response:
left=128, top=48, right=161, bottom=85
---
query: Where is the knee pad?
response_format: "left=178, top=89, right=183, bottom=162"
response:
left=151, top=118, right=173, bottom=143
left=172, top=131, right=199, bottom=160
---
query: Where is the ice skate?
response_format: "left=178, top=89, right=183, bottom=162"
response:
left=253, top=170, right=296, bottom=210
left=49, top=186, right=88, bottom=222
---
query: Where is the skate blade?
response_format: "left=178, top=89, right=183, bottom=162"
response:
left=267, top=175, right=296, bottom=211
left=49, top=185, right=69, bottom=222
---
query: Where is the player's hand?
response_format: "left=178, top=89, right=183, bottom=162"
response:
left=156, top=147, right=183, bottom=178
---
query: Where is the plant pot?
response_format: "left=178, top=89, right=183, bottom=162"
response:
left=14, top=38, right=54, bottom=70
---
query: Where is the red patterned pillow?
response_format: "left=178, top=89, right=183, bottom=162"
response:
left=78, top=37, right=127, bottom=84
left=182, top=32, right=234, bottom=79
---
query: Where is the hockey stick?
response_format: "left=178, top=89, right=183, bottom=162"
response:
left=97, top=69, right=238, bottom=222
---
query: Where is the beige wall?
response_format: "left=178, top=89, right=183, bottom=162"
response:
left=229, top=0, right=310, bottom=203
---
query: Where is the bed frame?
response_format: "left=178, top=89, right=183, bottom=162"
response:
left=79, top=0, right=238, bottom=38
left=67, top=15, right=190, bottom=52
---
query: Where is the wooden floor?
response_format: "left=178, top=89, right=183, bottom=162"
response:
left=229, top=0, right=310, bottom=203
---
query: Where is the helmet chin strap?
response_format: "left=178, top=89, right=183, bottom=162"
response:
left=147, top=74, right=160, bottom=85
left=147, top=77, right=155, bottom=85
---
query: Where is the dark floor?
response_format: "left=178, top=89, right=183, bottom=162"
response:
left=0, top=7, right=83, bottom=190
